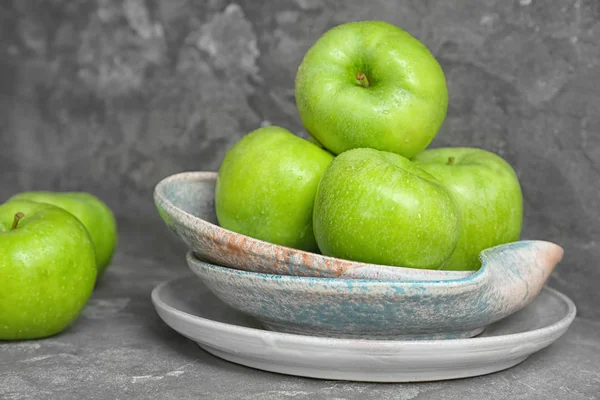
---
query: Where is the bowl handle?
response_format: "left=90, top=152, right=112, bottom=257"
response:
left=480, top=240, right=563, bottom=317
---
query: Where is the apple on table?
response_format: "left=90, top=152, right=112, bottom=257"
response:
left=9, top=192, right=118, bottom=276
left=0, top=200, right=97, bottom=340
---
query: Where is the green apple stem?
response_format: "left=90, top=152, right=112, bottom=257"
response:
left=447, top=156, right=455, bottom=165
left=11, top=212, right=25, bottom=230
left=356, top=72, right=370, bottom=88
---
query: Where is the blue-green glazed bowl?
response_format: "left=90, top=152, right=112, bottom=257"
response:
left=186, top=239, right=563, bottom=340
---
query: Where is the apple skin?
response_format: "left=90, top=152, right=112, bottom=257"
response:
left=413, top=147, right=523, bottom=271
left=313, top=148, right=461, bottom=269
left=0, top=200, right=96, bottom=340
left=295, top=21, right=448, bottom=159
left=9, top=192, right=118, bottom=276
left=216, top=126, right=334, bottom=252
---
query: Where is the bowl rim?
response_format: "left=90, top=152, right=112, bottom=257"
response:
left=186, top=249, right=492, bottom=289
left=186, top=236, right=562, bottom=288
left=154, top=171, right=474, bottom=279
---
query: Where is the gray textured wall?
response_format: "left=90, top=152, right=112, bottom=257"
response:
left=1, top=0, right=599, bottom=319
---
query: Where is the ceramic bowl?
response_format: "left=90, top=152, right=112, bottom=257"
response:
left=186, top=240, right=563, bottom=339
left=154, top=171, right=472, bottom=281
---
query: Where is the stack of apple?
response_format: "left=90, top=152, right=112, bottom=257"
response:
left=218, top=21, right=523, bottom=272
left=0, top=192, right=117, bottom=340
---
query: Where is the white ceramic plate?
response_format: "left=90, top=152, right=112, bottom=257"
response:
left=151, top=275, right=576, bottom=382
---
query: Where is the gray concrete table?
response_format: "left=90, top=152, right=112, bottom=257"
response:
left=1, top=219, right=599, bottom=400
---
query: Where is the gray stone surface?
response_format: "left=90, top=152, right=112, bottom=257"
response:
left=1, top=0, right=599, bottom=320
left=1, top=221, right=599, bottom=400
left=0, top=0, right=599, bottom=395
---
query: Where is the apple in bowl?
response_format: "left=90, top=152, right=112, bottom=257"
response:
left=312, top=148, right=461, bottom=269
left=295, top=21, right=448, bottom=158
left=413, top=147, right=523, bottom=271
left=215, top=126, right=333, bottom=252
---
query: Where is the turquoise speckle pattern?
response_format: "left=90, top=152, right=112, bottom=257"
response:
left=186, top=239, right=563, bottom=340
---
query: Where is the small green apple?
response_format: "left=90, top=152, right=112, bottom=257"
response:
left=313, top=148, right=460, bottom=269
left=0, top=200, right=96, bottom=340
left=413, top=147, right=523, bottom=271
left=295, top=21, right=448, bottom=158
left=9, top=192, right=118, bottom=276
left=216, top=126, right=334, bottom=251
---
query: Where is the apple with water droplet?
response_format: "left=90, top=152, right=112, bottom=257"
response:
left=313, top=148, right=461, bottom=269
left=9, top=192, right=118, bottom=276
left=295, top=21, right=448, bottom=158
left=0, top=200, right=96, bottom=340
left=216, top=126, right=334, bottom=251
left=414, top=147, right=523, bottom=270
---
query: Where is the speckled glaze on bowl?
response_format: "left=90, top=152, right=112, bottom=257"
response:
left=154, top=171, right=472, bottom=281
left=186, top=240, right=563, bottom=339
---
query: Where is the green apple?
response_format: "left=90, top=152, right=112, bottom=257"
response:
left=313, top=148, right=460, bottom=269
left=295, top=21, right=448, bottom=158
left=413, top=148, right=523, bottom=271
left=9, top=192, right=118, bottom=276
left=216, top=126, right=334, bottom=252
left=0, top=200, right=96, bottom=340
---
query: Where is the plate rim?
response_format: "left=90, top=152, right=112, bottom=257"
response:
left=151, top=275, right=577, bottom=350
